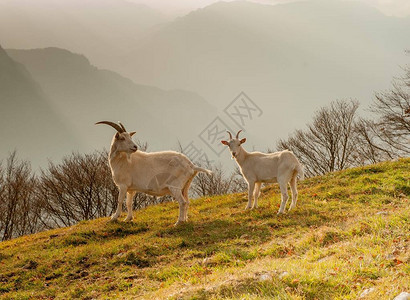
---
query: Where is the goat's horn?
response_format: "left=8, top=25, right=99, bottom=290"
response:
left=118, top=122, right=127, bottom=132
left=95, top=121, right=125, bottom=133
left=226, top=131, right=233, bottom=139
left=236, top=130, right=243, bottom=139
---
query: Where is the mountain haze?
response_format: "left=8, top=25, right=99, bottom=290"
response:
left=0, top=0, right=167, bottom=69
left=115, top=0, right=410, bottom=146
left=1, top=0, right=409, bottom=165
left=0, top=45, right=77, bottom=166
left=128, top=0, right=410, bottom=18
left=7, top=48, right=216, bottom=156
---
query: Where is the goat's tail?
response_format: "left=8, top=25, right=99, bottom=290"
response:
left=194, top=166, right=213, bottom=175
left=295, top=163, right=305, bottom=180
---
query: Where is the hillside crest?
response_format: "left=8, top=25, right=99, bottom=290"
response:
left=0, top=158, right=409, bottom=299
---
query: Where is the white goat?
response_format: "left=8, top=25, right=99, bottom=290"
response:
left=221, top=130, right=304, bottom=214
left=97, top=121, right=212, bottom=225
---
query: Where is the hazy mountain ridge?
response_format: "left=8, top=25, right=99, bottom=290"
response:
left=0, top=45, right=78, bottom=166
left=7, top=47, right=217, bottom=157
left=1, top=0, right=409, bottom=165
left=0, top=0, right=168, bottom=69
left=128, top=0, right=410, bottom=18
left=114, top=0, right=410, bottom=149
left=119, top=0, right=410, bottom=91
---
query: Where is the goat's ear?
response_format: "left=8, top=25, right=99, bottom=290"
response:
left=221, top=140, right=229, bottom=145
left=129, top=131, right=136, bottom=137
left=240, top=138, right=246, bottom=144
left=115, top=132, right=120, bottom=139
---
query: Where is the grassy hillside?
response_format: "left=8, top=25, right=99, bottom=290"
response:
left=0, top=159, right=409, bottom=299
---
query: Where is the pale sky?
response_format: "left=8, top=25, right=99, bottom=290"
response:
left=129, top=0, right=410, bottom=17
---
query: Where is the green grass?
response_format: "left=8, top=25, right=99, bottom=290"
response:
left=0, top=158, right=409, bottom=299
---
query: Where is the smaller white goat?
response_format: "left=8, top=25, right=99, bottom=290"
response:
left=97, top=121, right=212, bottom=225
left=221, top=130, right=304, bottom=214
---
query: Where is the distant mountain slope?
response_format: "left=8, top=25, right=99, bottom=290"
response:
left=0, top=0, right=167, bottom=69
left=7, top=47, right=216, bottom=155
left=0, top=158, right=408, bottom=298
left=115, top=0, right=410, bottom=145
left=120, top=0, right=410, bottom=93
left=0, top=45, right=77, bottom=166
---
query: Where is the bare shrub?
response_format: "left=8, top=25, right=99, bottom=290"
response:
left=353, top=118, right=395, bottom=165
left=37, top=151, right=118, bottom=228
left=0, top=151, right=39, bottom=240
left=368, top=64, right=410, bottom=156
left=192, top=163, right=247, bottom=198
left=277, top=99, right=360, bottom=177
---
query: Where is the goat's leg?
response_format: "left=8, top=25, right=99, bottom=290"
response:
left=277, top=181, right=289, bottom=215
left=289, top=175, right=298, bottom=211
left=182, top=185, right=190, bottom=221
left=169, top=187, right=187, bottom=226
left=246, top=181, right=255, bottom=210
left=252, top=182, right=261, bottom=209
left=111, top=185, right=127, bottom=221
left=124, top=191, right=136, bottom=222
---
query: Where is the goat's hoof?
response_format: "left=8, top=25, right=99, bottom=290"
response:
left=109, top=216, right=119, bottom=222
left=277, top=211, right=285, bottom=216
left=174, top=220, right=186, bottom=226
left=245, top=206, right=251, bottom=210
left=123, top=217, right=133, bottom=222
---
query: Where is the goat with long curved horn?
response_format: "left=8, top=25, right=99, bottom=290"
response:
left=95, top=121, right=125, bottom=133
left=236, top=130, right=243, bottom=139
left=96, top=120, right=212, bottom=225
left=227, top=131, right=233, bottom=140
